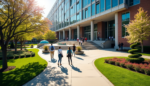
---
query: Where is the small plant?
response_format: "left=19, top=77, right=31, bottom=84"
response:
left=43, top=46, right=48, bottom=51
left=77, top=46, right=82, bottom=52
left=105, top=59, right=109, bottom=63
left=125, top=63, right=133, bottom=69
left=120, top=62, right=125, bottom=67
left=31, top=44, right=33, bottom=48
left=133, top=64, right=141, bottom=72
left=115, top=61, right=120, bottom=66
left=144, top=67, right=150, bottom=75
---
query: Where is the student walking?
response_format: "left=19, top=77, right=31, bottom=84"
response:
left=67, top=47, right=73, bottom=65
left=118, top=43, right=121, bottom=51
left=79, top=40, right=81, bottom=45
left=72, top=44, right=76, bottom=57
left=58, top=47, right=63, bottom=66
left=121, top=43, right=124, bottom=51
left=49, top=44, right=55, bottom=60
left=80, top=40, right=83, bottom=45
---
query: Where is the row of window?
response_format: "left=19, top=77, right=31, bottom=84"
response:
left=50, top=0, right=139, bottom=32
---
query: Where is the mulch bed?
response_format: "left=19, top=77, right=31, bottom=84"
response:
left=0, top=66, right=16, bottom=72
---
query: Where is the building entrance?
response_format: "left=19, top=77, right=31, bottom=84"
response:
left=85, top=32, right=91, bottom=40
left=94, top=31, right=97, bottom=40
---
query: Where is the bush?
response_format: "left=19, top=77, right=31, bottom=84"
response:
left=77, top=46, right=82, bottom=52
left=128, top=43, right=144, bottom=63
left=120, top=62, right=125, bottom=67
left=10, top=42, right=15, bottom=49
left=125, top=63, right=133, bottom=69
left=105, top=59, right=109, bottom=63
left=144, top=67, right=150, bottom=75
left=115, top=61, right=120, bottom=66
left=43, top=46, right=48, bottom=51
left=133, top=64, right=141, bottom=72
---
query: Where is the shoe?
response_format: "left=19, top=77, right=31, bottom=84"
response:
left=58, top=63, right=59, bottom=66
left=60, top=64, right=62, bottom=66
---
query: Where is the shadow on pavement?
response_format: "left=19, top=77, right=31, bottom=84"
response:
left=59, top=66, right=68, bottom=75
left=71, top=65, right=82, bottom=73
left=49, top=58, right=57, bottom=63
left=74, top=56, right=84, bottom=60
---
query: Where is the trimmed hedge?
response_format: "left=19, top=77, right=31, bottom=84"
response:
left=0, top=50, right=35, bottom=60
left=128, top=43, right=143, bottom=63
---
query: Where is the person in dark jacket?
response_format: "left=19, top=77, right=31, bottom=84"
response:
left=121, top=43, right=124, bottom=51
left=72, top=44, right=76, bottom=57
left=67, top=47, right=73, bottom=65
left=118, top=43, right=121, bottom=51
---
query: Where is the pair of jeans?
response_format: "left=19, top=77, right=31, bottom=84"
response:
left=58, top=54, right=62, bottom=64
left=68, top=56, right=72, bottom=64
left=73, top=51, right=75, bottom=56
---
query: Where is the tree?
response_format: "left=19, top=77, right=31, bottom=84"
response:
left=44, top=30, right=57, bottom=41
left=0, top=0, right=50, bottom=70
left=125, top=7, right=150, bottom=52
left=34, top=32, right=44, bottom=42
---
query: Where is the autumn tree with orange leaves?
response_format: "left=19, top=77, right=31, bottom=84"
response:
left=0, top=0, right=51, bottom=71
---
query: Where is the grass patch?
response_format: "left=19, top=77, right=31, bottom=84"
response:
left=141, top=53, right=150, bottom=56
left=0, top=49, right=47, bottom=86
left=94, top=57, right=150, bottom=86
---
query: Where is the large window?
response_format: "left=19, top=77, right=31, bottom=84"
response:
left=88, top=6, right=91, bottom=17
left=70, top=5, right=76, bottom=15
left=106, top=0, right=111, bottom=10
left=96, top=3, right=100, bottom=14
left=70, top=15, right=76, bottom=24
left=83, top=0, right=91, bottom=8
left=112, top=0, right=118, bottom=7
left=119, top=0, right=123, bottom=4
left=129, top=0, right=140, bottom=6
left=77, top=12, right=81, bottom=22
left=83, top=6, right=91, bottom=19
left=77, top=0, right=81, bottom=12
left=70, top=0, right=76, bottom=6
left=92, top=4, right=95, bottom=16
left=122, top=12, right=130, bottom=37
left=100, top=0, right=105, bottom=12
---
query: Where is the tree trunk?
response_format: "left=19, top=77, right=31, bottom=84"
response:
left=141, top=41, right=144, bottom=53
left=15, top=40, right=17, bottom=53
left=1, top=45, right=8, bottom=71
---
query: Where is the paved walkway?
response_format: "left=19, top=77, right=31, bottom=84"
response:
left=23, top=49, right=150, bottom=86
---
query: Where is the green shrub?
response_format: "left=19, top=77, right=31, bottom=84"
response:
left=115, top=61, right=120, bottom=66
left=144, top=68, right=150, bottom=75
left=10, top=42, right=15, bottom=49
left=77, top=46, right=82, bottom=52
left=128, top=43, right=144, bottom=63
left=120, top=62, right=125, bottom=67
left=105, top=59, right=109, bottom=63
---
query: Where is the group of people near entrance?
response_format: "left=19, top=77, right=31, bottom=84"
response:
left=49, top=44, right=76, bottom=66
left=77, top=37, right=87, bottom=45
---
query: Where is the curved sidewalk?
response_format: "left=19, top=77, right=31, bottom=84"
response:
left=23, top=49, right=150, bottom=86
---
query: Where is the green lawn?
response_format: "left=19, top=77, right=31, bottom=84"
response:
left=0, top=49, right=47, bottom=86
left=94, top=57, right=150, bottom=86
left=141, top=53, right=150, bottom=56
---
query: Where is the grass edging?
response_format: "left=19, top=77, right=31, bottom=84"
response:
left=0, top=49, right=48, bottom=86
left=94, top=57, right=150, bottom=86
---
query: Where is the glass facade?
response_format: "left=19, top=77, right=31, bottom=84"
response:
left=48, top=0, right=140, bottom=31
left=122, top=12, right=130, bottom=37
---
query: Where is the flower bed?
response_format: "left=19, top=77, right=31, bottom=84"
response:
left=58, top=43, right=66, bottom=45
left=105, top=57, right=150, bottom=75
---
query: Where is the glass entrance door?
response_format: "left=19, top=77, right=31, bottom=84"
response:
left=85, top=32, right=91, bottom=40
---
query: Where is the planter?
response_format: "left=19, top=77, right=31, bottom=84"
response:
left=42, top=50, right=49, bottom=53
left=75, top=51, right=84, bottom=55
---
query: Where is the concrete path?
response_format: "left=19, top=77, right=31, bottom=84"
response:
left=23, top=49, right=150, bottom=86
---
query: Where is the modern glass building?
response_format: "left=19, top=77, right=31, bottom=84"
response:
left=47, top=0, right=150, bottom=48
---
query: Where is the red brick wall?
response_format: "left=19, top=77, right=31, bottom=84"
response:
left=80, top=27, right=84, bottom=38
left=118, top=0, right=150, bottom=47
left=97, top=22, right=102, bottom=38
left=65, top=31, right=69, bottom=39
left=56, top=32, right=59, bottom=39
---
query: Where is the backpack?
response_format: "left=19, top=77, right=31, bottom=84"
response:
left=51, top=46, right=54, bottom=50
left=67, top=50, right=71, bottom=57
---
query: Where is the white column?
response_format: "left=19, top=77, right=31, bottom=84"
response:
left=69, top=28, right=71, bottom=40
left=77, top=25, right=80, bottom=38
left=115, top=13, right=119, bottom=49
left=59, top=31, right=61, bottom=40
left=63, top=30, right=65, bottom=39
left=91, top=21, right=94, bottom=41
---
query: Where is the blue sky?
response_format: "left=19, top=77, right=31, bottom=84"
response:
left=36, top=0, right=56, bottom=17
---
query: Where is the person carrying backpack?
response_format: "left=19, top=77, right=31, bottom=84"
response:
left=49, top=44, right=55, bottom=60
left=67, top=47, right=73, bottom=65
